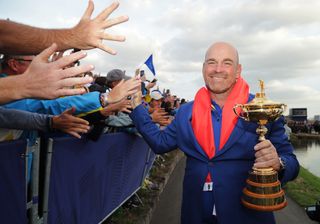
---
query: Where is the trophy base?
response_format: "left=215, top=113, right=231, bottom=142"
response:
left=242, top=168, right=287, bottom=211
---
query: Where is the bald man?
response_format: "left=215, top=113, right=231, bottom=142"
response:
left=129, top=42, right=299, bottom=224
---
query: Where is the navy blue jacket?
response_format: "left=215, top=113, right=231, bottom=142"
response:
left=130, top=101, right=299, bottom=224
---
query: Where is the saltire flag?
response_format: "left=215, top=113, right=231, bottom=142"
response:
left=144, top=54, right=156, bottom=76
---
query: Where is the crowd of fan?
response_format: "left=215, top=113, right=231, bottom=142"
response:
left=0, top=3, right=190, bottom=222
left=0, top=51, right=186, bottom=141
left=0, top=1, right=187, bottom=143
left=0, top=1, right=188, bottom=199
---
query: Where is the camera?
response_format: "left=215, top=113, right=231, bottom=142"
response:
left=306, top=199, right=320, bottom=222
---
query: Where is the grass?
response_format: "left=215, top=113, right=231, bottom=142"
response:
left=285, top=166, right=320, bottom=206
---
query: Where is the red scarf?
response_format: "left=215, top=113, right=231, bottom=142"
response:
left=191, top=77, right=249, bottom=159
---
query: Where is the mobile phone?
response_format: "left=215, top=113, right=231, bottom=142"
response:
left=140, top=70, right=145, bottom=77
left=151, top=78, right=157, bottom=83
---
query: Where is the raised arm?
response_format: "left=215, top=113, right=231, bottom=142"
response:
left=0, top=44, right=93, bottom=104
left=0, top=1, right=128, bottom=55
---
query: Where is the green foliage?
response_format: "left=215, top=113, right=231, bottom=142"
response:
left=285, top=166, right=320, bottom=206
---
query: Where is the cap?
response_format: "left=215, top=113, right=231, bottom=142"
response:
left=150, top=91, right=163, bottom=100
left=94, top=77, right=107, bottom=86
left=106, top=69, right=131, bottom=82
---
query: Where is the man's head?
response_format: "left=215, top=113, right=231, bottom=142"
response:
left=149, top=90, right=163, bottom=108
left=1, top=55, right=35, bottom=75
left=202, top=42, right=241, bottom=96
left=106, top=69, right=130, bottom=88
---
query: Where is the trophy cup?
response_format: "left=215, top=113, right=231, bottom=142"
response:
left=233, top=80, right=287, bottom=211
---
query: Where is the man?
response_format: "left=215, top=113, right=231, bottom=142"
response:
left=148, top=90, right=171, bottom=127
left=0, top=1, right=129, bottom=103
left=129, top=42, right=299, bottom=224
left=103, top=69, right=134, bottom=134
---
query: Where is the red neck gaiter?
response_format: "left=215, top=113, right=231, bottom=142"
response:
left=191, top=77, right=249, bottom=159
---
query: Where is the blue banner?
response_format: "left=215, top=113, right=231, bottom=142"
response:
left=47, top=133, right=150, bottom=223
left=0, top=140, right=27, bottom=224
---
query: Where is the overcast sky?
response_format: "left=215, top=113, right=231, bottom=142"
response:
left=1, top=0, right=320, bottom=118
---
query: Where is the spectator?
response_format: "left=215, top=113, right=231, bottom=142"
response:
left=149, top=90, right=171, bottom=127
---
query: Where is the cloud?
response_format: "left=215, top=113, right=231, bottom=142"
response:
left=1, top=0, right=319, bottom=117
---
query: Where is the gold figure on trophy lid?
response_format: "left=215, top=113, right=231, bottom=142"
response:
left=255, top=79, right=265, bottom=99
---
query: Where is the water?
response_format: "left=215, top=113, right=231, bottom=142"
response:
left=292, top=139, right=320, bottom=177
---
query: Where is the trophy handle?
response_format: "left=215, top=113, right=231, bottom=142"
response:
left=233, top=104, right=249, bottom=121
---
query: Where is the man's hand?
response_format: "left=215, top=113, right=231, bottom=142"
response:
left=146, top=81, right=156, bottom=90
left=20, top=43, right=94, bottom=99
left=107, top=77, right=141, bottom=104
left=151, top=108, right=171, bottom=126
left=72, top=1, right=129, bottom=54
left=253, top=140, right=281, bottom=171
left=51, top=51, right=65, bottom=62
left=100, top=99, right=132, bottom=116
left=52, top=107, right=90, bottom=138
left=131, top=87, right=142, bottom=110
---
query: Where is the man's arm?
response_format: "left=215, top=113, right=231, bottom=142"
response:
left=130, top=102, right=178, bottom=154
left=0, top=107, right=89, bottom=138
left=0, top=107, right=49, bottom=131
left=0, top=1, right=128, bottom=55
left=0, top=44, right=93, bottom=104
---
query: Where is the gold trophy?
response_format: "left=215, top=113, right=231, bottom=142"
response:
left=233, top=80, right=287, bottom=211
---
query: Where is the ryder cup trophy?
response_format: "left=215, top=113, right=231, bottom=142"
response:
left=233, top=80, right=287, bottom=211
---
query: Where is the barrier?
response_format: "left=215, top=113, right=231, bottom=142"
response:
left=0, top=139, right=27, bottom=224
left=0, top=133, right=155, bottom=224
left=43, top=133, right=152, bottom=224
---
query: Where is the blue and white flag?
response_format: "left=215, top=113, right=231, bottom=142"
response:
left=144, top=54, right=156, bottom=76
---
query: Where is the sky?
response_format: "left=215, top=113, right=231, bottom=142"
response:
left=1, top=0, right=320, bottom=118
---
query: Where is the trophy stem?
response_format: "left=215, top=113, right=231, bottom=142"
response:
left=256, top=121, right=268, bottom=142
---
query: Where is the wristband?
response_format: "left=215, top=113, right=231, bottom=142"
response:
left=100, top=93, right=109, bottom=107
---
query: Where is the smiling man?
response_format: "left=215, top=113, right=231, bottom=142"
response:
left=129, top=41, right=299, bottom=224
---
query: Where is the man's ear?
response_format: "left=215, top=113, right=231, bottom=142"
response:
left=236, top=64, right=242, bottom=78
left=7, top=59, right=19, bottom=72
left=202, top=62, right=206, bottom=76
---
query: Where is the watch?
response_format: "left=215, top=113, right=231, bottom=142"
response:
left=100, top=93, right=109, bottom=107
left=278, top=157, right=286, bottom=171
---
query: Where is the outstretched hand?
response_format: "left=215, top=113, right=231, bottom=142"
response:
left=20, top=43, right=94, bottom=99
left=72, top=1, right=129, bottom=54
left=52, top=107, right=90, bottom=138
left=151, top=108, right=171, bottom=126
left=107, top=77, right=141, bottom=104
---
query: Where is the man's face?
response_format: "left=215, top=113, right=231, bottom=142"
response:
left=202, top=43, right=241, bottom=95
left=8, top=55, right=34, bottom=74
left=110, top=80, right=122, bottom=89
left=150, top=99, right=162, bottom=108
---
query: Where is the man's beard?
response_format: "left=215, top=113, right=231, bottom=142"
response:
left=205, top=72, right=237, bottom=94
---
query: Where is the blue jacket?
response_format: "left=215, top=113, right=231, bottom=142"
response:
left=3, top=92, right=102, bottom=116
left=130, top=101, right=299, bottom=224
